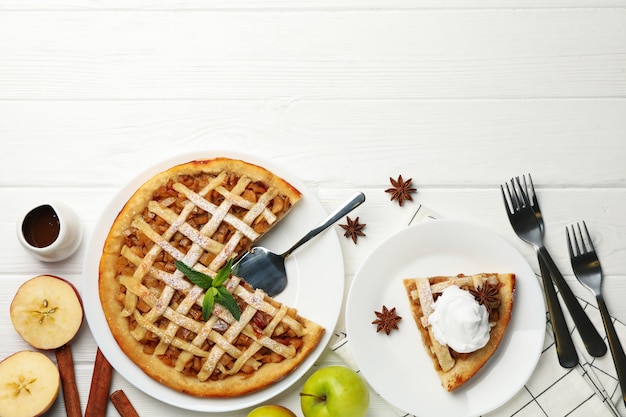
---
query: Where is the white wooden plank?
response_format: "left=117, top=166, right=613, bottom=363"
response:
left=0, top=0, right=625, bottom=10
left=0, top=10, right=625, bottom=99
left=1, top=100, right=624, bottom=186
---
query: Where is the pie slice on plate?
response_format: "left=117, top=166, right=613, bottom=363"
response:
left=403, top=273, right=515, bottom=391
left=99, top=157, right=325, bottom=397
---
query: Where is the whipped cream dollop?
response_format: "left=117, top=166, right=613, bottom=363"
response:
left=428, top=285, right=490, bottom=353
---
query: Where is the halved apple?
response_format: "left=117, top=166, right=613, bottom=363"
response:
left=0, top=350, right=60, bottom=417
left=10, top=275, right=84, bottom=350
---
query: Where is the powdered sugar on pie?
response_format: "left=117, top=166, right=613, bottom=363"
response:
left=99, top=158, right=325, bottom=397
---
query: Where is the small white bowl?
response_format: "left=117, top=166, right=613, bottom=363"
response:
left=17, top=200, right=83, bottom=262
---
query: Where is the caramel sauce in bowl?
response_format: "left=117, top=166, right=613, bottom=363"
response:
left=17, top=201, right=83, bottom=262
left=22, top=205, right=60, bottom=248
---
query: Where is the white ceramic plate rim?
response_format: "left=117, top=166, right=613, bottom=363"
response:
left=345, top=219, right=545, bottom=417
left=82, top=151, right=344, bottom=412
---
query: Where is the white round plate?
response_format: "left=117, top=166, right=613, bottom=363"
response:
left=82, top=151, right=344, bottom=412
left=345, top=219, right=545, bottom=417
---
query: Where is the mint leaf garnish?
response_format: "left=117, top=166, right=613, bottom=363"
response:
left=215, top=286, right=241, bottom=321
left=202, top=288, right=216, bottom=320
left=175, top=259, right=241, bottom=321
left=174, top=260, right=213, bottom=288
left=212, top=259, right=233, bottom=288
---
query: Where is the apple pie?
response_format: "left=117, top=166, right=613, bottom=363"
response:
left=99, top=157, right=325, bottom=397
left=403, top=273, right=515, bottom=391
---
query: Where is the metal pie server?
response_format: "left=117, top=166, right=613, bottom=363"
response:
left=235, top=192, right=366, bottom=296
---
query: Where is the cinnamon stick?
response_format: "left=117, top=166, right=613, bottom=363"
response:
left=55, top=344, right=82, bottom=417
left=85, top=348, right=114, bottom=417
left=110, top=390, right=140, bottom=417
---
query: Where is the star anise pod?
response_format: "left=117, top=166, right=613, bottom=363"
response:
left=339, top=216, right=366, bottom=244
left=470, top=282, right=501, bottom=317
left=372, top=305, right=402, bottom=335
left=385, top=175, right=417, bottom=206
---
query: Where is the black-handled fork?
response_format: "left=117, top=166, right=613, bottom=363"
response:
left=501, top=176, right=606, bottom=359
left=524, top=176, right=578, bottom=367
left=501, top=178, right=577, bottom=367
left=567, top=222, right=626, bottom=408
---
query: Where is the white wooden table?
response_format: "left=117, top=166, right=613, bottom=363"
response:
left=1, top=1, right=625, bottom=416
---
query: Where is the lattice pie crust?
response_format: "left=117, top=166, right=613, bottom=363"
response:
left=403, top=273, right=515, bottom=391
left=99, top=158, right=325, bottom=397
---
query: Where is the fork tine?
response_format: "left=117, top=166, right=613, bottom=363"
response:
left=506, top=180, right=517, bottom=210
left=566, top=225, right=578, bottom=257
left=515, top=176, right=532, bottom=207
left=525, top=173, right=540, bottom=212
left=508, top=178, right=523, bottom=210
left=522, top=174, right=531, bottom=201
left=526, top=174, right=537, bottom=204
left=580, top=221, right=596, bottom=253
left=509, top=177, right=526, bottom=210
left=504, top=182, right=518, bottom=212
left=500, top=183, right=513, bottom=214
left=575, top=223, right=588, bottom=254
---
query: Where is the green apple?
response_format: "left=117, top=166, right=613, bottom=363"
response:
left=300, top=366, right=369, bottom=417
left=247, top=404, right=297, bottom=417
